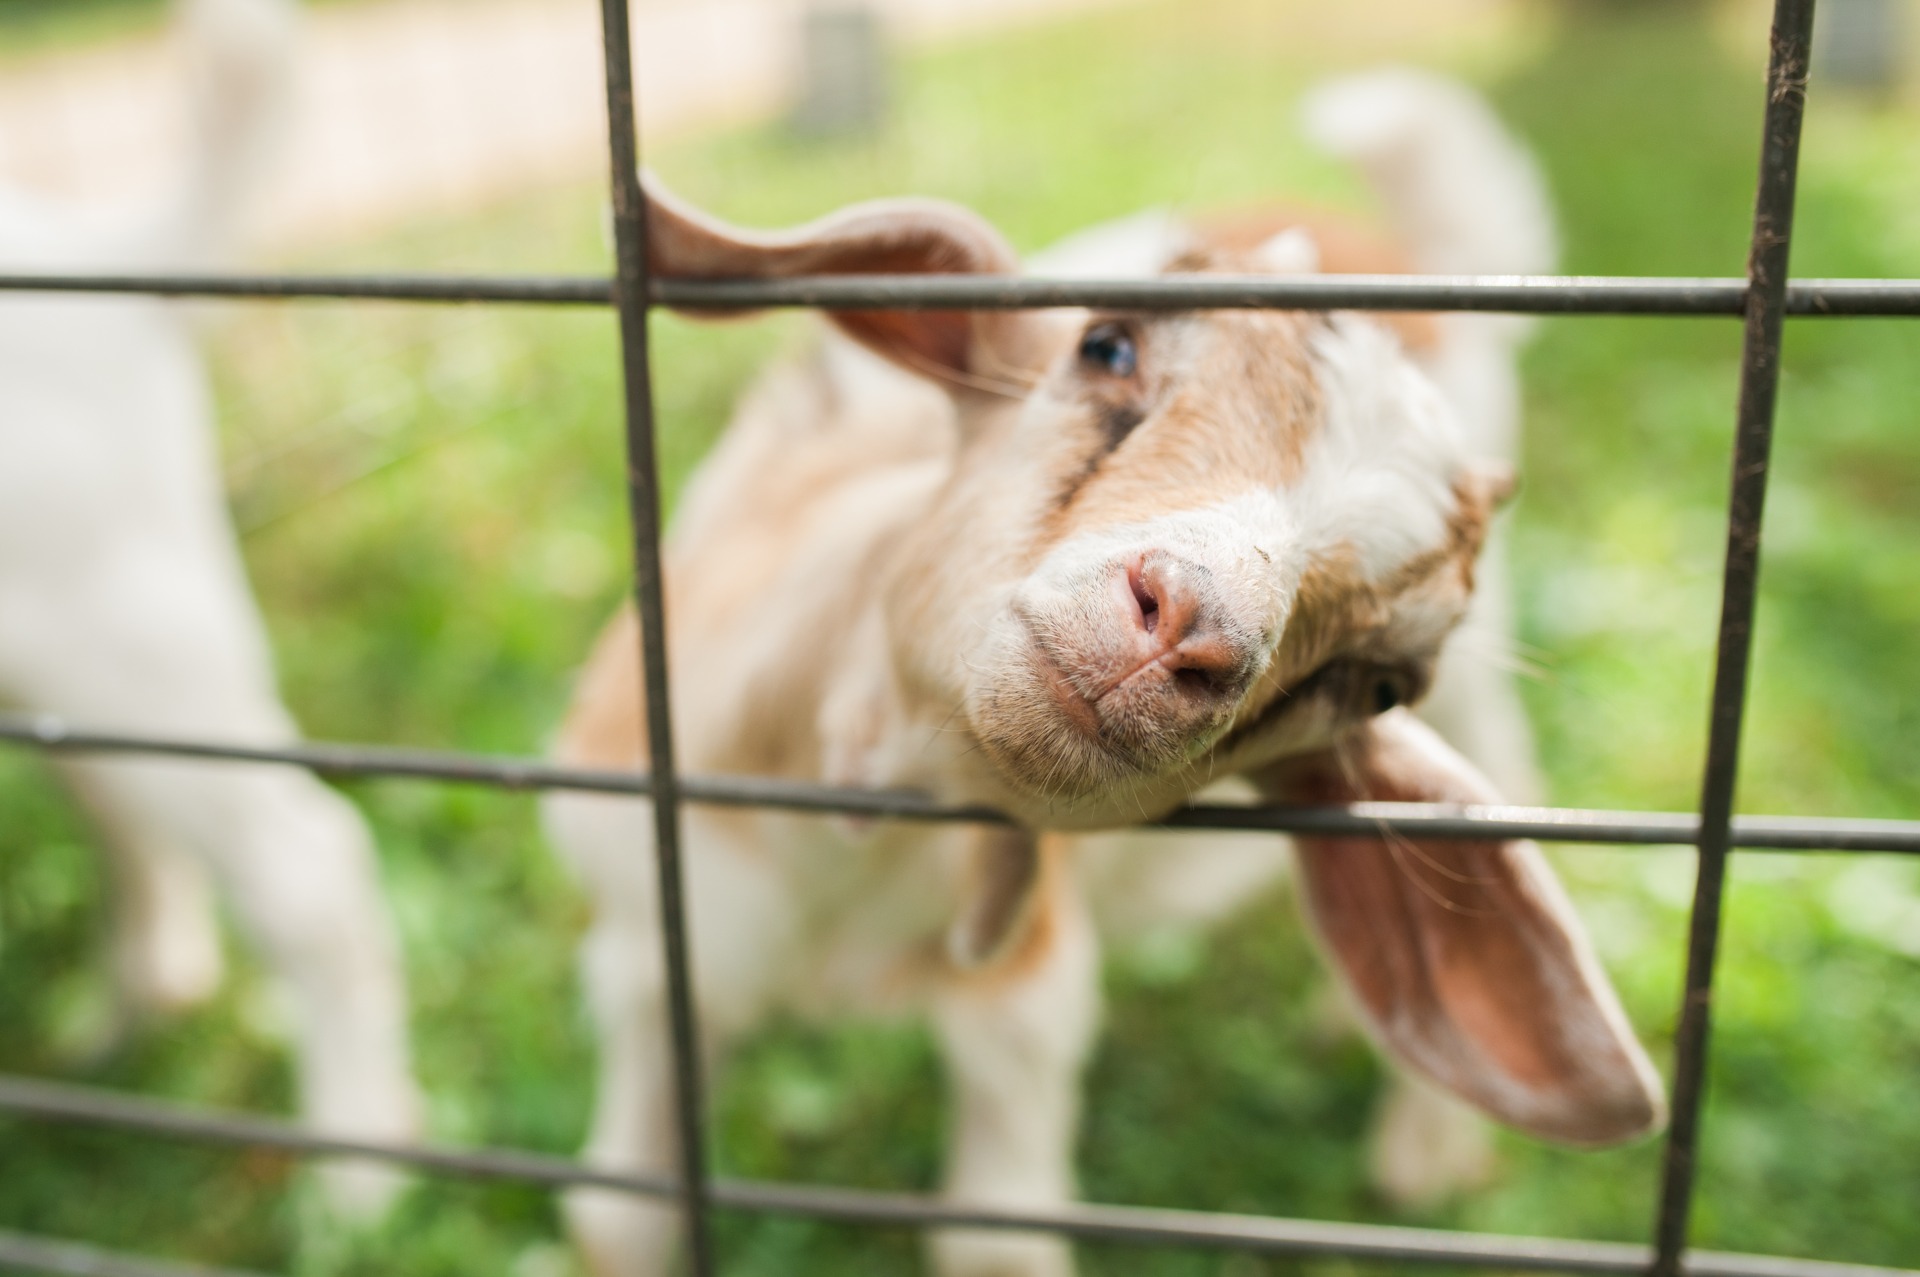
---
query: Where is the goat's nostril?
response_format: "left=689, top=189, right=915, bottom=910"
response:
left=1129, top=566, right=1160, bottom=636
left=1166, top=634, right=1246, bottom=696
left=1173, top=666, right=1218, bottom=695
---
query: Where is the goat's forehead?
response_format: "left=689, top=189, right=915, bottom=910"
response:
left=1045, top=308, right=1468, bottom=567
left=1156, top=306, right=1318, bottom=377
left=1035, top=314, right=1319, bottom=541
left=1150, top=309, right=1329, bottom=457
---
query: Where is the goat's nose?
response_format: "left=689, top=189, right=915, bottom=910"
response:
left=1128, top=553, right=1255, bottom=694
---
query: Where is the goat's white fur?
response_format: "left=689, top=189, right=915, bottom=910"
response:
left=0, top=0, right=419, bottom=1216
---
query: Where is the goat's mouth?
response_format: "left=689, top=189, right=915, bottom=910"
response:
left=967, top=612, right=1248, bottom=808
left=1028, top=636, right=1104, bottom=740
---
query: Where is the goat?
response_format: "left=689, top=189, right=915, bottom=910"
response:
left=0, top=0, right=419, bottom=1217
left=544, top=70, right=1663, bottom=1277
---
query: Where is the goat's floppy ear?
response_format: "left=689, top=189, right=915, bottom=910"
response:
left=642, top=173, right=1038, bottom=394
left=1252, top=710, right=1666, bottom=1145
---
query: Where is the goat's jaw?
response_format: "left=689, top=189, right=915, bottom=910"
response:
left=959, top=502, right=1297, bottom=818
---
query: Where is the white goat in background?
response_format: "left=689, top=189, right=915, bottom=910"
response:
left=0, top=0, right=419, bottom=1216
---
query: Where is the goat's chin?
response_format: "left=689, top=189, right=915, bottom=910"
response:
left=964, top=651, right=1212, bottom=827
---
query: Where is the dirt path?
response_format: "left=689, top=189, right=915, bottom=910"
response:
left=0, top=0, right=1123, bottom=250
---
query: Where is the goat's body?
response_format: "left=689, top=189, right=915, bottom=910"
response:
left=550, top=342, right=989, bottom=999
left=0, top=0, right=418, bottom=1216
left=549, top=255, right=1500, bottom=1277
left=547, top=70, right=1645, bottom=1277
left=550, top=325, right=1501, bottom=1275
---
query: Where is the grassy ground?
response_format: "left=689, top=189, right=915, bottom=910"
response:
left=2, top=0, right=1918, bottom=1274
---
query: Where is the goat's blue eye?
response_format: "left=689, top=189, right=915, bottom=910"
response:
left=1078, top=323, right=1137, bottom=377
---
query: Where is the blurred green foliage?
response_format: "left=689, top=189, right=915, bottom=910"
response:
left=0, top=0, right=161, bottom=55
left=1, top=1, right=1916, bottom=1274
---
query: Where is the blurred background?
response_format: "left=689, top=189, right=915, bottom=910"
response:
left=1, top=0, right=1917, bottom=1273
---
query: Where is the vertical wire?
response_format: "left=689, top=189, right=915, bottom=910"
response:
left=1650, top=3, right=1816, bottom=1273
left=593, top=1, right=716, bottom=1272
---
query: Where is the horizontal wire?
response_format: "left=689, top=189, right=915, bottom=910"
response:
left=1, top=713, right=1915, bottom=852
left=0, top=272, right=611, bottom=305
left=0, top=1076, right=1911, bottom=1277
left=2, top=271, right=1920, bottom=314
left=0, top=1229, right=275, bottom=1277
left=651, top=274, right=1920, bottom=315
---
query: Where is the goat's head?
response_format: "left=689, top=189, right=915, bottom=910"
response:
left=921, top=295, right=1507, bottom=822
left=644, top=178, right=1665, bottom=1151
left=645, top=178, right=1503, bottom=820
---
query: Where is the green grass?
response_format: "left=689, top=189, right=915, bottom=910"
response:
left=0, top=0, right=164, bottom=55
left=3, top=0, right=1919, bottom=1273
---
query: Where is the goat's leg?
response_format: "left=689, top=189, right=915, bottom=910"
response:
left=63, top=761, right=225, bottom=1019
left=563, top=901, right=686, bottom=1277
left=57, top=753, right=419, bottom=1216
left=548, top=794, right=793, bottom=1277
left=11, top=585, right=420, bottom=1219
left=7, top=524, right=427, bottom=1209
left=182, top=762, right=420, bottom=1216
left=928, top=887, right=1100, bottom=1277
left=545, top=785, right=685, bottom=1277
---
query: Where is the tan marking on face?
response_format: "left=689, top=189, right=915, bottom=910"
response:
left=1047, top=308, right=1323, bottom=544
left=1189, top=203, right=1442, bottom=353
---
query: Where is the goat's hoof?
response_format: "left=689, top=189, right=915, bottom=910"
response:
left=305, top=1084, right=425, bottom=1225
left=930, top=1228, right=1075, bottom=1277
left=314, top=1158, right=412, bottom=1225
left=564, top=1185, right=679, bottom=1277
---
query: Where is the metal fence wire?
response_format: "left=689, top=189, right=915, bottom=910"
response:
left=0, top=0, right=1914, bottom=1274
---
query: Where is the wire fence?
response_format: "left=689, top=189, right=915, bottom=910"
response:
left=1, top=0, right=1914, bottom=1274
